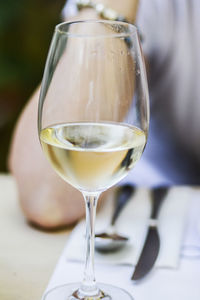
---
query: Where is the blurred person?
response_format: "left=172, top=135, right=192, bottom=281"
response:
left=9, top=0, right=200, bottom=229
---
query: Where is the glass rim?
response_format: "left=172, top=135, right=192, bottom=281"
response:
left=55, top=20, right=138, bottom=38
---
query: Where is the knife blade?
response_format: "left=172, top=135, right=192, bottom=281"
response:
left=131, top=186, right=168, bottom=281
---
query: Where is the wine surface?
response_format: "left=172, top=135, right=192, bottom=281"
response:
left=40, top=122, right=146, bottom=192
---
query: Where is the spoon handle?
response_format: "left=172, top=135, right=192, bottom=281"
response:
left=111, top=184, right=135, bottom=226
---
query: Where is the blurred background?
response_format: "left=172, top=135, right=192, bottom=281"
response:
left=0, top=0, right=66, bottom=172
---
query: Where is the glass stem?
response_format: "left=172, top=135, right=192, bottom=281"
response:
left=80, top=192, right=100, bottom=296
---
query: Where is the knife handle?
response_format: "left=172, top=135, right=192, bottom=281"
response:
left=150, top=187, right=168, bottom=219
left=111, top=184, right=135, bottom=226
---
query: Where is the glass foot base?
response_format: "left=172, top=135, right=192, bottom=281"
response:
left=43, top=283, right=134, bottom=300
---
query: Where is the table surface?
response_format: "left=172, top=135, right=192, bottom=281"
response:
left=0, top=174, right=71, bottom=300
left=2, top=174, right=200, bottom=300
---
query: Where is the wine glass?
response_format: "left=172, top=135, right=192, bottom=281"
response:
left=38, top=20, right=149, bottom=300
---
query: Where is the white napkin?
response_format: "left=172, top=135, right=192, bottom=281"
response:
left=64, top=186, right=191, bottom=268
left=42, top=187, right=200, bottom=300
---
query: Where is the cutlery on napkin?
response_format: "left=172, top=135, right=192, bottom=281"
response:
left=131, top=186, right=168, bottom=280
left=95, top=184, right=135, bottom=252
left=64, top=187, right=190, bottom=270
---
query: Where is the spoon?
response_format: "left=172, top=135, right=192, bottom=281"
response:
left=95, top=184, right=135, bottom=252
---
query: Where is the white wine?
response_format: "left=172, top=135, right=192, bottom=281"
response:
left=40, top=122, right=146, bottom=192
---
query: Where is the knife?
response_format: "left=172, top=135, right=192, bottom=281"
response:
left=131, top=186, right=168, bottom=281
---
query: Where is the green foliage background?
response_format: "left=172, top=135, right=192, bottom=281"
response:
left=0, top=0, right=66, bottom=171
